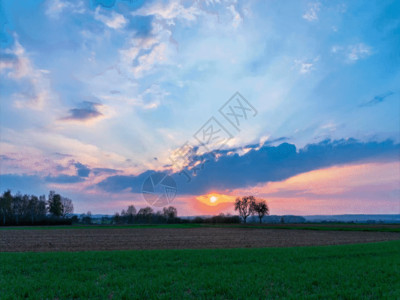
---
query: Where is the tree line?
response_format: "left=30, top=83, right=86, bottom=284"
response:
left=79, top=206, right=241, bottom=225
left=111, top=205, right=179, bottom=224
left=1, top=190, right=269, bottom=226
left=0, top=190, right=74, bottom=226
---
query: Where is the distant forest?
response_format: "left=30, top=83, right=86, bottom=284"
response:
left=0, top=190, right=241, bottom=226
left=0, top=190, right=74, bottom=226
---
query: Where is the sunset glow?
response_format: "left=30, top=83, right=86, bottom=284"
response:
left=0, top=0, right=399, bottom=216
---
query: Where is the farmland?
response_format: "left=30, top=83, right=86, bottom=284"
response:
left=1, top=225, right=399, bottom=299
left=0, top=239, right=399, bottom=299
left=1, top=225, right=400, bottom=252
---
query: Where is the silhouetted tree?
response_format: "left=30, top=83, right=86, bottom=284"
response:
left=0, top=190, right=12, bottom=225
left=126, top=205, right=136, bottom=223
left=251, top=199, right=269, bottom=223
left=81, top=211, right=92, bottom=224
left=163, top=206, right=177, bottom=222
left=48, top=192, right=63, bottom=217
left=126, top=205, right=136, bottom=215
left=0, top=190, right=74, bottom=226
left=28, top=195, right=46, bottom=224
left=137, top=207, right=154, bottom=223
left=234, top=196, right=256, bottom=223
left=113, top=212, right=121, bottom=224
left=12, top=193, right=25, bottom=225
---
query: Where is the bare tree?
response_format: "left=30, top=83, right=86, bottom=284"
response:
left=251, top=200, right=269, bottom=223
left=163, top=206, right=177, bottom=222
left=61, top=197, right=74, bottom=217
left=234, top=196, right=256, bottom=224
left=125, top=205, right=136, bottom=223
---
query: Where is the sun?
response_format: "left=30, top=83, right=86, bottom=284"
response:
left=210, top=196, right=218, bottom=203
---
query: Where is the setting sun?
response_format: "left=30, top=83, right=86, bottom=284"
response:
left=210, top=196, right=218, bottom=203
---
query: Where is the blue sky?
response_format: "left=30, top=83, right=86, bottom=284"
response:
left=0, top=0, right=399, bottom=215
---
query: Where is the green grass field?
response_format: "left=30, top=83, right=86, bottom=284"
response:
left=1, top=241, right=399, bottom=299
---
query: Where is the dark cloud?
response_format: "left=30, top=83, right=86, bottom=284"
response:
left=92, top=168, right=119, bottom=175
left=61, top=101, right=103, bottom=121
left=52, top=152, right=73, bottom=158
left=359, top=91, right=395, bottom=107
left=97, top=170, right=153, bottom=192
left=0, top=154, right=15, bottom=161
left=74, top=162, right=91, bottom=177
left=97, top=138, right=400, bottom=195
left=45, top=175, right=85, bottom=184
left=55, top=164, right=69, bottom=172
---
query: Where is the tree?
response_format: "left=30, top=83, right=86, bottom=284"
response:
left=27, top=195, right=39, bottom=224
left=113, top=212, right=121, bottom=224
left=0, top=190, right=74, bottom=226
left=137, top=207, right=154, bottom=223
left=234, top=196, right=256, bottom=223
left=163, top=206, right=177, bottom=222
left=137, top=207, right=154, bottom=216
left=61, top=197, right=74, bottom=217
left=12, top=193, right=25, bottom=225
left=251, top=200, right=269, bottom=223
left=0, top=190, right=12, bottom=225
left=81, top=211, right=92, bottom=224
left=48, top=192, right=63, bottom=217
left=125, top=205, right=136, bottom=223
left=126, top=205, right=136, bottom=216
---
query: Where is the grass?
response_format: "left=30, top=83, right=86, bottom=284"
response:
left=1, top=241, right=399, bottom=299
left=1, top=223, right=400, bottom=232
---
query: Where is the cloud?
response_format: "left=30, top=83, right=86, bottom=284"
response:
left=74, top=162, right=91, bottom=177
left=332, top=43, right=373, bottom=63
left=359, top=91, right=395, bottom=107
left=1, top=38, right=52, bottom=110
left=94, top=7, right=127, bottom=29
left=347, top=43, right=372, bottom=61
left=294, top=57, right=319, bottom=74
left=229, top=161, right=400, bottom=215
left=61, top=101, right=104, bottom=122
left=45, top=174, right=85, bottom=184
left=97, top=138, right=400, bottom=195
left=133, top=0, right=201, bottom=23
left=0, top=154, right=15, bottom=162
left=302, top=2, right=321, bottom=22
left=227, top=4, right=242, bottom=29
left=45, top=0, right=85, bottom=19
left=119, top=28, right=173, bottom=78
left=92, top=168, right=119, bottom=175
left=97, top=170, right=153, bottom=193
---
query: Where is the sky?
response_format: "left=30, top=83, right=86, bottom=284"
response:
left=0, top=0, right=399, bottom=216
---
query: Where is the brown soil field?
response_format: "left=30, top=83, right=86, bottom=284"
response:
left=1, top=227, right=399, bottom=252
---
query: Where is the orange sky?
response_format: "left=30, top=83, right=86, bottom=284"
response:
left=184, top=161, right=400, bottom=216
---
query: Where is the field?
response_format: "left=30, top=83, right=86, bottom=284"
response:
left=1, top=225, right=400, bottom=252
left=1, top=225, right=400, bottom=299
